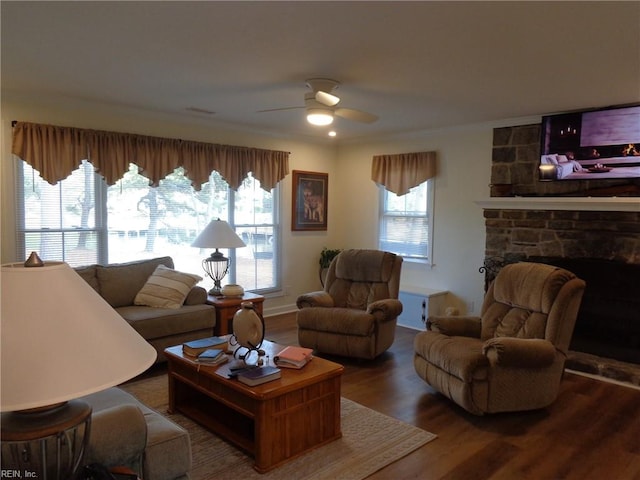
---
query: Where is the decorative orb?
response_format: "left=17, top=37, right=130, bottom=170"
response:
left=232, top=301, right=264, bottom=350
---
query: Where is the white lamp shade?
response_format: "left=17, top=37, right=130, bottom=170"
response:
left=1, top=261, right=157, bottom=412
left=191, top=219, right=246, bottom=249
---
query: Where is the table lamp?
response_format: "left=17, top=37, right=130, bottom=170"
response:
left=1, top=253, right=157, bottom=479
left=191, top=218, right=246, bottom=295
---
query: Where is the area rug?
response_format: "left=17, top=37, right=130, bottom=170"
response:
left=121, top=374, right=436, bottom=480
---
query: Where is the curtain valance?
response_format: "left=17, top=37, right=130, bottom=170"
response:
left=11, top=122, right=290, bottom=191
left=371, top=151, right=437, bottom=195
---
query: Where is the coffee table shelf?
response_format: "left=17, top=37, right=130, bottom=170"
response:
left=173, top=385, right=255, bottom=453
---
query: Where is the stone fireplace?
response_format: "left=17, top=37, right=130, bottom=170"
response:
left=478, top=202, right=640, bottom=362
left=478, top=124, right=640, bottom=385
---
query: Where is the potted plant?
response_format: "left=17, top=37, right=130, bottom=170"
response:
left=319, top=247, right=342, bottom=287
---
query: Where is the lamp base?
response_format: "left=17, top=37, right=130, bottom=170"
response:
left=1, top=400, right=92, bottom=480
left=202, top=250, right=229, bottom=297
left=208, top=286, right=223, bottom=296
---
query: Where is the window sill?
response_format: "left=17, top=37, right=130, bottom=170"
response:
left=401, top=256, right=433, bottom=268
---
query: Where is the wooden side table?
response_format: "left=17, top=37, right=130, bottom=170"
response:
left=207, top=291, right=265, bottom=336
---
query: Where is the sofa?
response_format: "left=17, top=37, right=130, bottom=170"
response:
left=75, top=256, right=216, bottom=363
left=540, top=153, right=585, bottom=179
left=82, top=386, right=191, bottom=480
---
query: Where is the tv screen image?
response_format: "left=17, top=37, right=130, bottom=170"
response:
left=539, top=104, right=640, bottom=181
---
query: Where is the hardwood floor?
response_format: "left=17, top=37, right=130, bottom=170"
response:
left=265, top=312, right=640, bottom=480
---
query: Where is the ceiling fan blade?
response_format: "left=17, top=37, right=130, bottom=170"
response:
left=257, top=106, right=304, bottom=113
left=335, top=108, right=379, bottom=124
left=315, top=91, right=340, bottom=107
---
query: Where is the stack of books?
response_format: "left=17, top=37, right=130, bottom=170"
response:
left=274, top=346, right=314, bottom=369
left=237, top=365, right=281, bottom=386
left=195, top=348, right=228, bottom=365
left=182, top=336, right=228, bottom=357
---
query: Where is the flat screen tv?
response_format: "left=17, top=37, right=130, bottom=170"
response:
left=539, top=103, right=640, bottom=181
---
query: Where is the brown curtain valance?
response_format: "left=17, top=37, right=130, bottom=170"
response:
left=11, top=122, right=290, bottom=191
left=371, top=151, right=437, bottom=195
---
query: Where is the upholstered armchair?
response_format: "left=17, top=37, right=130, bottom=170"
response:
left=414, top=262, right=585, bottom=415
left=297, top=249, right=403, bottom=360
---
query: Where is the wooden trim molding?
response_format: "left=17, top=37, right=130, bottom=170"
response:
left=475, top=197, right=640, bottom=212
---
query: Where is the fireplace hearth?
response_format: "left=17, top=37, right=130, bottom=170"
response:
left=567, top=350, right=640, bottom=387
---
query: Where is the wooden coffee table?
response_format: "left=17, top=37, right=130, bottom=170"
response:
left=164, top=340, right=344, bottom=473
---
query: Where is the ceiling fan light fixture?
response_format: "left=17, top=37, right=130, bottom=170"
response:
left=306, top=109, right=334, bottom=126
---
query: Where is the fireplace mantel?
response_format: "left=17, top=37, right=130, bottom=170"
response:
left=475, top=197, right=639, bottom=212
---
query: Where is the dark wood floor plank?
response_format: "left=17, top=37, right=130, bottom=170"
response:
left=265, top=312, right=640, bottom=479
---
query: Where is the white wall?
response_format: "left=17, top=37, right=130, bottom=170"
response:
left=335, top=126, right=492, bottom=314
left=1, top=91, right=502, bottom=317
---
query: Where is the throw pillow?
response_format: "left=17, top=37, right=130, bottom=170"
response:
left=134, top=265, right=202, bottom=309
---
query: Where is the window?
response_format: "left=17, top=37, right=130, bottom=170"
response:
left=16, top=159, right=281, bottom=293
left=378, top=179, right=434, bottom=263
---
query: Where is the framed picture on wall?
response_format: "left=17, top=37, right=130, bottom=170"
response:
left=291, top=170, right=328, bottom=231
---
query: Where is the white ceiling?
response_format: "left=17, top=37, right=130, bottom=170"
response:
left=2, top=1, right=639, bottom=142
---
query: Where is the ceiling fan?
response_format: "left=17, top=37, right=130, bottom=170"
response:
left=258, top=78, right=379, bottom=126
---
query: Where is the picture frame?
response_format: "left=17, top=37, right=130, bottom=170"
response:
left=291, top=170, right=328, bottom=231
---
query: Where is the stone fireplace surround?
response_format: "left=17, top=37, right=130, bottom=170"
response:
left=477, top=205, right=640, bottom=386
left=478, top=124, right=640, bottom=386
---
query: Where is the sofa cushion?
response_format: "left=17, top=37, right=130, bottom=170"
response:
left=117, top=304, right=215, bottom=340
left=134, top=265, right=202, bottom=309
left=97, top=257, right=174, bottom=308
left=143, top=406, right=192, bottom=480
left=414, top=331, right=489, bottom=382
left=297, top=307, right=375, bottom=336
left=334, top=249, right=397, bottom=283
left=75, top=265, right=99, bottom=293
left=184, top=286, right=207, bottom=305
left=82, top=387, right=191, bottom=480
left=85, top=404, right=147, bottom=470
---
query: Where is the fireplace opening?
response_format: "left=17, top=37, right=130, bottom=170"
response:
left=484, top=256, right=640, bottom=365
left=531, top=257, right=640, bottom=365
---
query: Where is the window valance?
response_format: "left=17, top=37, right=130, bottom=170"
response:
left=371, top=151, right=437, bottom=195
left=11, top=122, right=290, bottom=191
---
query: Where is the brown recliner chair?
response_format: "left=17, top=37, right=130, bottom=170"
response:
left=296, top=249, right=403, bottom=360
left=414, top=262, right=585, bottom=415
